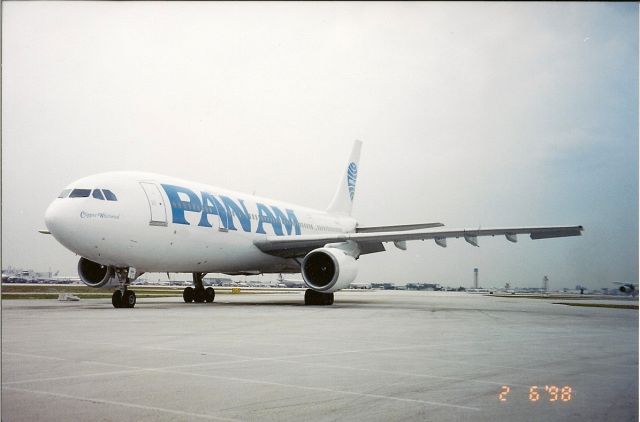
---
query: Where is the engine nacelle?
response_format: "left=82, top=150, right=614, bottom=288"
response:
left=78, top=257, right=118, bottom=288
left=301, top=247, right=358, bottom=293
left=619, top=284, right=635, bottom=293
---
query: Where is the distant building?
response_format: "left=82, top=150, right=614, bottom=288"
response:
left=350, top=282, right=371, bottom=289
left=203, top=277, right=232, bottom=286
left=405, top=283, right=442, bottom=291
left=371, top=282, right=396, bottom=290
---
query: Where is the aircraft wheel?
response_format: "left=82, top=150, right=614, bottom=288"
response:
left=112, top=290, right=122, bottom=308
left=304, top=289, right=334, bottom=306
left=304, top=289, right=313, bottom=305
left=183, top=287, right=194, bottom=303
left=324, top=292, right=334, bottom=306
left=194, top=287, right=205, bottom=303
left=123, top=290, right=136, bottom=308
left=205, top=287, right=215, bottom=303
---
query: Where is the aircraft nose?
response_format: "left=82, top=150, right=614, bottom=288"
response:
left=44, top=199, right=68, bottom=236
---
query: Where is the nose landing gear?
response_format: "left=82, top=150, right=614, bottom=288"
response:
left=112, top=289, right=137, bottom=308
left=112, top=269, right=137, bottom=308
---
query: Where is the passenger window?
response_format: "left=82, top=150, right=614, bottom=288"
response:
left=92, top=189, right=105, bottom=200
left=102, top=190, right=118, bottom=201
left=69, top=189, right=91, bottom=198
left=58, top=189, right=71, bottom=198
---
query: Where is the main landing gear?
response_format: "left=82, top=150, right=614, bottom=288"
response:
left=183, top=272, right=215, bottom=304
left=305, top=289, right=334, bottom=306
left=112, top=269, right=136, bottom=308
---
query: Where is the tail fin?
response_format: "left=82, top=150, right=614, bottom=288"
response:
left=327, top=140, right=362, bottom=216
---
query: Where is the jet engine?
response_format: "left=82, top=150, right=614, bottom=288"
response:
left=301, top=247, right=357, bottom=293
left=78, top=257, right=118, bottom=288
left=619, top=284, right=635, bottom=294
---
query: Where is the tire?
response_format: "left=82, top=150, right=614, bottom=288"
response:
left=325, top=293, right=334, bottom=305
left=304, top=289, right=314, bottom=305
left=183, top=287, right=194, bottom=303
left=304, top=289, right=333, bottom=306
left=112, top=290, right=122, bottom=308
left=123, top=290, right=136, bottom=308
left=205, top=287, right=215, bottom=303
left=194, top=287, right=205, bottom=303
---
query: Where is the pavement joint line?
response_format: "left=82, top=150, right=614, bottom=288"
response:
left=62, top=339, right=274, bottom=360
left=2, top=352, right=147, bottom=371
left=61, top=334, right=591, bottom=361
left=1, top=354, right=267, bottom=386
left=61, top=338, right=506, bottom=362
left=2, top=368, right=152, bottom=386
left=2, top=348, right=509, bottom=399
left=2, top=386, right=242, bottom=421
left=15, top=331, right=636, bottom=375
left=6, top=328, right=636, bottom=396
left=0, top=351, right=518, bottom=391
left=60, top=339, right=434, bottom=360
left=368, top=349, right=638, bottom=377
left=156, top=354, right=532, bottom=389
left=8, top=342, right=633, bottom=390
left=3, top=294, right=637, bottom=420
left=2, top=352, right=481, bottom=411
left=62, top=336, right=398, bottom=356
left=3, top=352, right=480, bottom=411
left=153, top=368, right=483, bottom=411
left=53, top=334, right=627, bottom=372
left=2, top=352, right=68, bottom=362
left=260, top=360, right=534, bottom=388
left=53, top=330, right=622, bottom=354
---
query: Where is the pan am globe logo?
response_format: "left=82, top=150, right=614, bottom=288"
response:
left=347, top=162, right=358, bottom=201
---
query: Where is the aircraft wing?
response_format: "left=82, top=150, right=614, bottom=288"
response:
left=254, top=225, right=584, bottom=258
left=356, top=222, right=444, bottom=232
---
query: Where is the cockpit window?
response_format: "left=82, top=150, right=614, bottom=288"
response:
left=58, top=189, right=71, bottom=198
left=92, top=189, right=105, bottom=200
left=102, top=190, right=118, bottom=201
left=69, top=189, right=92, bottom=198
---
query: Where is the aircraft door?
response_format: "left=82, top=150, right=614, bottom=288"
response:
left=139, top=182, right=168, bottom=226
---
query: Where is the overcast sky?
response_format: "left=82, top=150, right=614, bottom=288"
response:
left=2, top=2, right=638, bottom=289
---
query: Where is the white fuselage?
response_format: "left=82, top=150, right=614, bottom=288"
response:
left=45, top=171, right=357, bottom=274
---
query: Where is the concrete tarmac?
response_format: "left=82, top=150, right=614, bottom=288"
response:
left=2, top=291, right=638, bottom=421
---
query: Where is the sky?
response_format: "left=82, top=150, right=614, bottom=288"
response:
left=2, top=2, right=638, bottom=289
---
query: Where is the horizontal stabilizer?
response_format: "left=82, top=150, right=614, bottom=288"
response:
left=356, top=222, right=444, bottom=233
left=38, top=229, right=51, bottom=235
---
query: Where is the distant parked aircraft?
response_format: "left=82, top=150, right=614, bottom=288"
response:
left=612, top=282, right=638, bottom=297
left=276, top=273, right=305, bottom=288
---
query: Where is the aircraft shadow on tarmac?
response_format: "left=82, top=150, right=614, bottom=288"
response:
left=46, top=298, right=498, bottom=313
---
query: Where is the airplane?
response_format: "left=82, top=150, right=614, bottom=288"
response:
left=612, top=282, right=638, bottom=297
left=276, top=273, right=305, bottom=288
left=42, top=140, right=584, bottom=308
